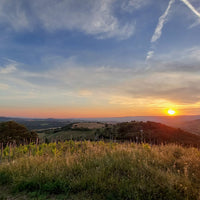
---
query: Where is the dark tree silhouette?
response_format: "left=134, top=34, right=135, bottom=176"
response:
left=0, top=121, right=38, bottom=145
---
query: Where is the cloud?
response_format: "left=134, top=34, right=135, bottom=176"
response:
left=123, top=72, right=200, bottom=104
left=146, top=0, right=174, bottom=60
left=35, top=0, right=136, bottom=39
left=78, top=90, right=93, bottom=97
left=0, top=83, right=9, bottom=90
left=0, top=0, right=30, bottom=31
left=151, top=0, right=175, bottom=43
left=146, top=46, right=200, bottom=71
left=146, top=0, right=200, bottom=61
left=146, top=50, right=154, bottom=61
left=180, top=0, right=200, bottom=18
left=1, top=46, right=200, bottom=109
left=121, top=0, right=152, bottom=12
left=189, top=19, right=200, bottom=28
left=0, top=0, right=135, bottom=40
left=0, top=64, right=17, bottom=74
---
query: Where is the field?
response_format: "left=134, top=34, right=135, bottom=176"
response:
left=37, top=122, right=106, bottom=142
left=44, top=130, right=96, bottom=142
left=0, top=141, right=200, bottom=200
left=72, top=122, right=105, bottom=129
left=39, top=129, right=97, bottom=142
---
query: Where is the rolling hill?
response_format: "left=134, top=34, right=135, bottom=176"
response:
left=37, top=121, right=200, bottom=147
left=177, top=119, right=200, bottom=136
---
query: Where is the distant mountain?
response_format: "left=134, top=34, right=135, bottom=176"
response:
left=0, top=116, right=21, bottom=122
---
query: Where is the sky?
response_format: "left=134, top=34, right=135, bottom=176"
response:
left=0, top=0, right=200, bottom=118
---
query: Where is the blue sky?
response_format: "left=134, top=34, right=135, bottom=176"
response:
left=0, top=0, right=200, bottom=117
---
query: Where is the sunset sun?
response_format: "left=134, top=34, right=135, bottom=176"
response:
left=167, top=109, right=176, bottom=116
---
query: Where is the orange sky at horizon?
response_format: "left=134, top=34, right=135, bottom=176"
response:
left=0, top=0, right=200, bottom=120
left=1, top=105, right=198, bottom=119
left=1, top=94, right=200, bottom=118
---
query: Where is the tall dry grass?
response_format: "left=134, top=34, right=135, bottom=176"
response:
left=0, top=141, right=200, bottom=199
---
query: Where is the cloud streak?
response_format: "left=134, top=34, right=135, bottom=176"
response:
left=146, top=51, right=154, bottom=61
left=146, top=0, right=174, bottom=60
left=0, top=64, right=17, bottom=74
left=151, top=0, right=175, bottom=43
left=180, top=0, right=200, bottom=18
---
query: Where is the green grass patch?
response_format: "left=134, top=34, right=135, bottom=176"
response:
left=39, top=130, right=96, bottom=142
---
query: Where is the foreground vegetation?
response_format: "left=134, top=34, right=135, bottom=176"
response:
left=0, top=141, right=200, bottom=199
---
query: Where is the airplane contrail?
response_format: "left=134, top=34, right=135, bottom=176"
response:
left=151, top=0, right=175, bottom=43
left=146, top=50, right=154, bottom=61
left=146, top=0, right=200, bottom=61
left=180, top=0, right=200, bottom=18
left=146, top=0, right=175, bottom=60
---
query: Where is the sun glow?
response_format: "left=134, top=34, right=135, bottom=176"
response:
left=167, top=109, right=176, bottom=115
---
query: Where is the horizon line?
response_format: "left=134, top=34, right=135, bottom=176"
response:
left=1, top=114, right=200, bottom=120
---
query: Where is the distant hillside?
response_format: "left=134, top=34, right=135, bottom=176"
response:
left=0, top=117, right=78, bottom=130
left=38, top=122, right=103, bottom=142
left=83, top=115, right=200, bottom=124
left=96, top=121, right=200, bottom=147
left=37, top=121, right=200, bottom=147
left=1, top=115, right=200, bottom=131
left=177, top=119, right=200, bottom=136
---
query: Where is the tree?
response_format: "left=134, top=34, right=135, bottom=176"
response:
left=0, top=121, right=38, bottom=145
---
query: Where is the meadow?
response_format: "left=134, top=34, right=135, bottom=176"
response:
left=0, top=141, right=200, bottom=200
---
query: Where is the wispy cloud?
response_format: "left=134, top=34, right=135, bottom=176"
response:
left=121, top=0, right=152, bottom=12
left=0, top=0, right=136, bottom=40
left=0, top=64, right=17, bottom=74
left=189, top=19, right=200, bottom=28
left=0, top=0, right=30, bottom=31
left=1, top=47, right=200, bottom=108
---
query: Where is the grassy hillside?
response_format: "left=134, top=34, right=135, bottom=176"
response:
left=96, top=121, right=200, bottom=147
left=38, top=121, right=200, bottom=148
left=38, top=123, right=99, bottom=142
left=0, top=141, right=200, bottom=200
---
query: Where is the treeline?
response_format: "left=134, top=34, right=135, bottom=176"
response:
left=95, top=121, right=200, bottom=147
